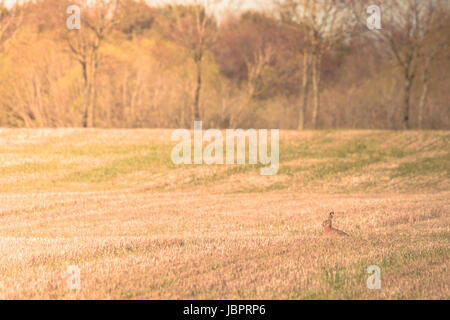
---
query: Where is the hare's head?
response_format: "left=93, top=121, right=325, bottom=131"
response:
left=329, top=212, right=334, bottom=219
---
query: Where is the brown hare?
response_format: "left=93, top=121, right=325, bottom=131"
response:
left=322, top=212, right=349, bottom=237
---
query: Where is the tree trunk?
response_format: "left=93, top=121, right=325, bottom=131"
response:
left=81, top=62, right=89, bottom=128
left=418, top=57, right=431, bottom=130
left=311, top=54, right=322, bottom=129
left=81, top=57, right=98, bottom=128
left=402, top=77, right=413, bottom=130
left=298, top=52, right=310, bottom=130
left=88, top=82, right=96, bottom=128
left=193, top=53, right=203, bottom=126
left=89, top=56, right=99, bottom=128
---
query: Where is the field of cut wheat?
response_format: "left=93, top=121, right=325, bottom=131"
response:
left=0, top=129, right=448, bottom=299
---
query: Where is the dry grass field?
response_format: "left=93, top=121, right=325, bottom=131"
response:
left=0, top=129, right=448, bottom=299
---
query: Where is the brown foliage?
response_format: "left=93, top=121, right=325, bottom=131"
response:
left=0, top=0, right=448, bottom=129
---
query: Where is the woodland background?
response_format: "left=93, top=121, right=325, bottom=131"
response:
left=0, top=0, right=449, bottom=130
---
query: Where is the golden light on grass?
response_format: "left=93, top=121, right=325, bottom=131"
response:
left=0, top=129, right=448, bottom=299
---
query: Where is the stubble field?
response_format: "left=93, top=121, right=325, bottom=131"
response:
left=0, top=129, right=448, bottom=299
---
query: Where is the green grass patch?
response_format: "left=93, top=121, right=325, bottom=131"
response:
left=63, top=145, right=174, bottom=183
left=0, top=161, right=61, bottom=175
left=1, top=130, right=448, bottom=193
left=391, top=154, right=450, bottom=178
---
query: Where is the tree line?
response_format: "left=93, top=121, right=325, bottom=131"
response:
left=0, top=0, right=449, bottom=129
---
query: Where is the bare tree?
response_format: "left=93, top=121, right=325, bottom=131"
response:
left=159, top=0, right=224, bottom=127
left=63, top=0, right=120, bottom=128
left=218, top=12, right=278, bottom=127
left=277, top=0, right=355, bottom=129
left=417, top=7, right=449, bottom=129
left=276, top=0, right=310, bottom=130
left=0, top=1, right=23, bottom=49
left=245, top=44, right=275, bottom=100
left=352, top=0, right=447, bottom=129
left=239, top=13, right=280, bottom=100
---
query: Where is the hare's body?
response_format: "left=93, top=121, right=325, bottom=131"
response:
left=322, top=212, right=349, bottom=237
